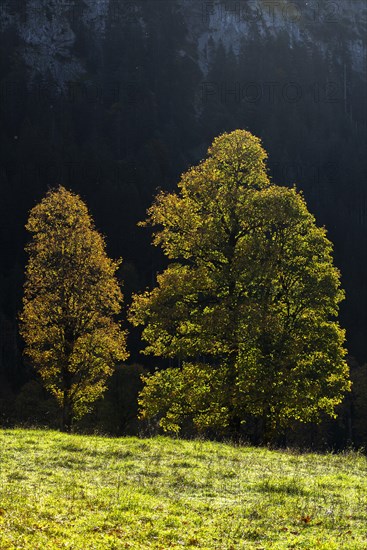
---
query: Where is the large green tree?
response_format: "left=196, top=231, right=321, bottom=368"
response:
left=129, top=130, right=350, bottom=439
left=20, top=186, right=128, bottom=431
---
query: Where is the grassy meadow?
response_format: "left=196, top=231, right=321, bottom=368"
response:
left=0, top=429, right=366, bottom=549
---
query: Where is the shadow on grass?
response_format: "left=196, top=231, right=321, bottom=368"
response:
left=256, top=479, right=309, bottom=496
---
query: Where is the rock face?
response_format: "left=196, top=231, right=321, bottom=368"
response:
left=0, top=0, right=108, bottom=89
left=0, top=0, right=365, bottom=90
left=181, top=0, right=366, bottom=73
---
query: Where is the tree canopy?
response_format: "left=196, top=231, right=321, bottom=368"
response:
left=20, top=186, right=128, bottom=431
left=129, top=130, right=350, bottom=439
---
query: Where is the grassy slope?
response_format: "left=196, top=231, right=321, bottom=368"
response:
left=0, top=430, right=366, bottom=549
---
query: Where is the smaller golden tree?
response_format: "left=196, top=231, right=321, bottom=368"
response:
left=20, top=186, right=128, bottom=431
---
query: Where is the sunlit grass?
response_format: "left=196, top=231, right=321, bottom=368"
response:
left=0, top=429, right=366, bottom=548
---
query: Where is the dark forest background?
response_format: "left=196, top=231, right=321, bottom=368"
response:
left=0, top=0, right=366, bottom=447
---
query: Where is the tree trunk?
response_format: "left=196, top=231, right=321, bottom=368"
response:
left=61, top=392, right=73, bottom=432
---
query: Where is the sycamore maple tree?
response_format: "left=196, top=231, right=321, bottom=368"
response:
left=20, top=186, right=128, bottom=431
left=129, top=130, right=350, bottom=439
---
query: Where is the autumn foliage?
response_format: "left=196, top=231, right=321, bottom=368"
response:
left=20, top=186, right=128, bottom=431
left=129, top=130, right=350, bottom=438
